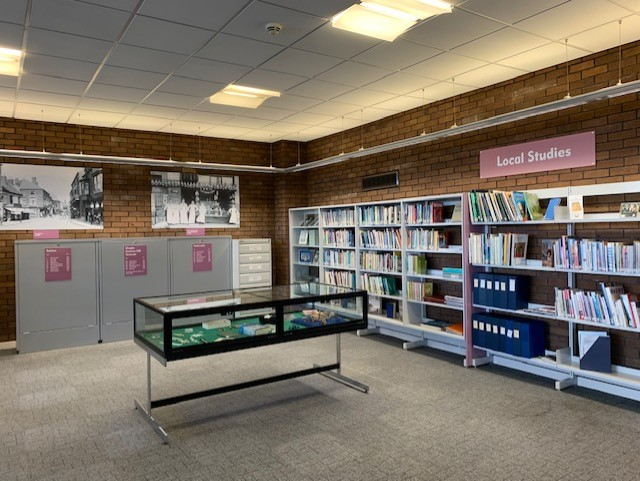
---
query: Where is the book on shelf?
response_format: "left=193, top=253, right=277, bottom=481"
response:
left=544, top=198, right=561, bottom=220
left=423, top=294, right=446, bottom=304
left=449, top=203, right=462, bottom=222
left=298, top=229, right=308, bottom=245
left=446, top=322, right=464, bottom=335
left=298, top=249, right=312, bottom=263
left=302, top=213, right=318, bottom=226
left=431, top=202, right=444, bottom=223
left=541, top=239, right=555, bottom=267
left=444, top=295, right=463, bottom=307
left=568, top=194, right=584, bottom=219
left=510, top=233, right=529, bottom=265
left=524, top=192, right=544, bottom=221
left=512, top=192, right=529, bottom=221
left=368, top=296, right=380, bottom=315
left=312, top=250, right=319, bottom=264
left=620, top=202, right=640, bottom=218
left=385, top=300, right=398, bottom=319
left=442, top=267, right=463, bottom=279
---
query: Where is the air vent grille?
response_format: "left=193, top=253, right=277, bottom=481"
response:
left=361, top=171, right=399, bottom=191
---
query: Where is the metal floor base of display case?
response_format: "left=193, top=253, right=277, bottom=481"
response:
left=135, top=335, right=368, bottom=443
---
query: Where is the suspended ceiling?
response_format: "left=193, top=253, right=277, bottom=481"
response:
left=0, top=0, right=639, bottom=143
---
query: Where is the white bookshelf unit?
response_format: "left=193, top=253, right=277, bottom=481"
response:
left=289, top=193, right=470, bottom=357
left=468, top=181, right=640, bottom=401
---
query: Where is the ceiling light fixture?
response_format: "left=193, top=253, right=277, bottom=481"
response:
left=0, top=47, right=22, bottom=76
left=332, top=0, right=451, bottom=41
left=209, top=84, right=281, bottom=109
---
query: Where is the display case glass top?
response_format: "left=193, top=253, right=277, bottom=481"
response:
left=134, top=283, right=367, bottom=362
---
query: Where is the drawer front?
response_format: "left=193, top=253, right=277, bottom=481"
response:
left=239, top=252, right=270, bottom=264
left=239, top=262, right=270, bottom=273
left=238, top=241, right=270, bottom=254
left=239, top=272, right=271, bottom=285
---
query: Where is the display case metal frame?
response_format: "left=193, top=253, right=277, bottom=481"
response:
left=133, top=283, right=369, bottom=443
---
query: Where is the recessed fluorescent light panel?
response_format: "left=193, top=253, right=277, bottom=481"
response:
left=209, top=84, right=281, bottom=109
left=332, top=0, right=452, bottom=41
left=0, top=47, right=22, bottom=76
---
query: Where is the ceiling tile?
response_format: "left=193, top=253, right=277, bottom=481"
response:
left=30, top=0, right=131, bottom=41
left=222, top=117, right=274, bottom=129
left=143, top=91, right=204, bottom=109
left=238, top=130, right=285, bottom=142
left=72, top=109, right=127, bottom=127
left=610, top=0, right=640, bottom=12
left=0, top=86, right=16, bottom=101
left=298, top=125, right=339, bottom=141
left=130, top=104, right=185, bottom=119
left=453, top=64, right=529, bottom=88
left=15, top=103, right=73, bottom=122
left=364, top=73, right=437, bottom=96
left=238, top=69, right=307, bottom=92
left=139, top=0, right=242, bottom=30
left=16, top=90, right=79, bottom=107
left=286, top=79, right=355, bottom=100
left=403, top=52, right=487, bottom=81
left=26, top=28, right=112, bottom=63
left=23, top=53, right=99, bottom=81
left=459, top=0, right=570, bottom=24
left=76, top=97, right=133, bottom=113
left=116, top=115, right=171, bottom=130
left=371, top=95, right=426, bottom=113
left=293, top=23, right=381, bottom=59
left=568, top=15, right=640, bottom=52
left=277, top=111, right=333, bottom=127
left=344, top=106, right=397, bottom=122
left=176, top=110, right=233, bottom=125
left=260, top=48, right=343, bottom=78
left=158, top=76, right=223, bottom=98
left=93, top=65, right=167, bottom=89
left=175, top=57, right=251, bottom=84
left=305, top=101, right=363, bottom=117
left=353, top=40, right=443, bottom=71
left=121, top=15, right=214, bottom=55
left=0, top=77, right=18, bottom=90
left=258, top=121, right=300, bottom=133
left=417, top=81, right=476, bottom=102
left=0, top=0, right=28, bottom=25
left=107, top=44, right=189, bottom=74
left=318, top=116, right=361, bottom=130
left=205, top=124, right=253, bottom=138
left=514, top=0, right=630, bottom=41
left=452, top=27, right=549, bottom=63
left=86, top=83, right=150, bottom=103
left=222, top=1, right=326, bottom=47
left=497, top=41, right=588, bottom=72
left=20, top=73, right=88, bottom=95
left=331, top=89, right=396, bottom=107
left=316, top=62, right=393, bottom=88
left=80, top=0, right=141, bottom=11
left=262, top=94, right=322, bottom=111
left=0, top=100, right=13, bottom=117
left=196, top=33, right=284, bottom=67
left=239, top=106, right=296, bottom=121
left=0, top=21, right=24, bottom=49
left=158, top=120, right=208, bottom=135
left=403, top=9, right=504, bottom=50
left=261, top=0, right=354, bottom=18
left=193, top=101, right=249, bottom=115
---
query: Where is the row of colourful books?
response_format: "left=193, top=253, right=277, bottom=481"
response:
left=360, top=251, right=402, bottom=273
left=360, top=228, right=402, bottom=249
left=406, top=228, right=449, bottom=250
left=360, top=274, right=399, bottom=296
left=468, top=190, right=546, bottom=223
left=468, top=232, right=529, bottom=266
left=322, top=229, right=354, bottom=247
left=405, top=201, right=443, bottom=224
left=324, top=270, right=356, bottom=289
left=322, top=208, right=354, bottom=227
left=323, top=249, right=355, bottom=268
left=543, top=236, right=640, bottom=273
left=359, top=204, right=402, bottom=226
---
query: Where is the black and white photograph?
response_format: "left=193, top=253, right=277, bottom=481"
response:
left=0, top=164, right=103, bottom=230
left=151, top=171, right=239, bottom=229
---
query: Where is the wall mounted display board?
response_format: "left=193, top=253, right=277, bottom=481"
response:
left=168, top=237, right=232, bottom=296
left=151, top=171, right=239, bottom=229
left=1, top=163, right=103, bottom=230
left=100, top=238, right=170, bottom=342
left=15, top=239, right=100, bottom=353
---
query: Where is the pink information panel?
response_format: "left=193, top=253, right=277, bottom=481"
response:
left=124, top=245, right=147, bottom=276
left=44, top=247, right=72, bottom=282
left=480, top=131, right=595, bottom=178
left=33, top=230, right=60, bottom=239
left=192, top=243, right=212, bottom=272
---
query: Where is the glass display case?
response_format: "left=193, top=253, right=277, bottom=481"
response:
left=134, top=283, right=367, bottom=363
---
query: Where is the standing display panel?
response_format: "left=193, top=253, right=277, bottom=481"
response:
left=100, top=238, right=170, bottom=342
left=15, top=239, right=100, bottom=353
left=168, top=237, right=232, bottom=295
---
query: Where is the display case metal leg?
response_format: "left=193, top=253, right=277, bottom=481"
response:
left=317, top=334, right=369, bottom=393
left=403, top=340, right=425, bottom=350
left=135, top=352, right=169, bottom=443
left=555, top=376, right=578, bottom=391
left=357, top=327, right=378, bottom=336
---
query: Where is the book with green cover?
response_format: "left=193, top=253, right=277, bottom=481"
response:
left=524, top=192, right=544, bottom=220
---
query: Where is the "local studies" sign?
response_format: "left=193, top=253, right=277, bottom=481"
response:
left=479, top=131, right=595, bottom=179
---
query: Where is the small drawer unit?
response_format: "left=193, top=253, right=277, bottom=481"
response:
left=233, top=239, right=272, bottom=288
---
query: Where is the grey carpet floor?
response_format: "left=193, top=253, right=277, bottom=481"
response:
left=1, top=333, right=639, bottom=481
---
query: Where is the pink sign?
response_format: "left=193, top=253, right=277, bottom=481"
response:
left=480, top=131, right=595, bottom=179
left=192, top=243, right=212, bottom=272
left=186, top=228, right=205, bottom=236
left=44, top=247, right=72, bottom=282
left=124, top=245, right=147, bottom=276
left=34, top=230, right=60, bottom=239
